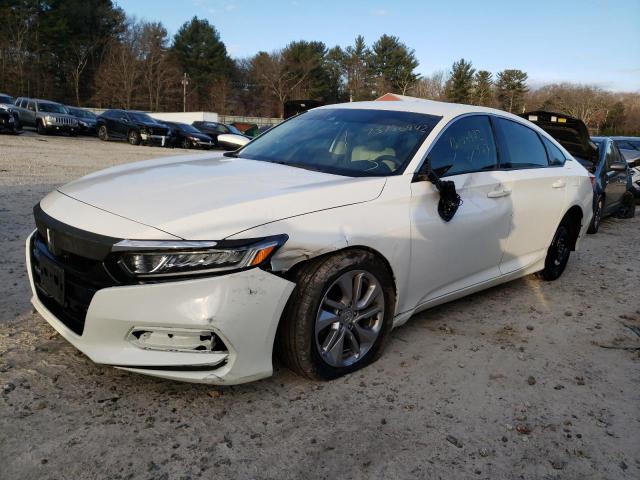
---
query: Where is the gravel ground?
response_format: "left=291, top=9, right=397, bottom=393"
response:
left=1, top=132, right=639, bottom=480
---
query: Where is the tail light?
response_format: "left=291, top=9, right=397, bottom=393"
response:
left=588, top=173, right=596, bottom=189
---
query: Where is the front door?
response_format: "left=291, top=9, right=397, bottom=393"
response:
left=408, top=115, right=512, bottom=309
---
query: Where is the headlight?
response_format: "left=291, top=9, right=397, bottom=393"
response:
left=112, top=235, right=287, bottom=278
left=189, top=136, right=200, bottom=141
left=44, top=115, right=54, bottom=124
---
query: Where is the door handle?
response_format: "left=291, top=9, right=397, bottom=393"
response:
left=487, top=187, right=511, bottom=198
left=552, top=180, right=566, bottom=189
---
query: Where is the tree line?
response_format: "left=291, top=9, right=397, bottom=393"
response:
left=1, top=0, right=637, bottom=134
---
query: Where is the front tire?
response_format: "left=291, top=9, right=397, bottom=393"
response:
left=98, top=125, right=109, bottom=141
left=36, top=120, right=47, bottom=135
left=587, top=195, right=603, bottom=234
left=180, top=138, right=191, bottom=149
left=127, top=129, right=141, bottom=146
left=277, top=250, right=395, bottom=380
left=539, top=223, right=571, bottom=281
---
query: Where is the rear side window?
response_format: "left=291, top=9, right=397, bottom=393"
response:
left=542, top=137, right=566, bottom=166
left=494, top=117, right=548, bottom=169
left=428, top=115, right=498, bottom=176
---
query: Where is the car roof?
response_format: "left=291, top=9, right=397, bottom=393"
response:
left=316, top=99, right=529, bottom=124
left=610, top=136, right=640, bottom=141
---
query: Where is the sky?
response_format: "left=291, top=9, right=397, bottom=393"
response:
left=115, top=0, right=640, bottom=92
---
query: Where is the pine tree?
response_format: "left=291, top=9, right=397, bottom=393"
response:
left=369, top=34, right=419, bottom=95
left=445, top=59, right=475, bottom=104
left=496, top=69, right=529, bottom=113
left=473, top=70, right=493, bottom=106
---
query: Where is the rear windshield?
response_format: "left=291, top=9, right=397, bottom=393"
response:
left=236, top=109, right=441, bottom=177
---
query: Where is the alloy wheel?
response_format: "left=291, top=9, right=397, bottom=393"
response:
left=315, top=270, right=385, bottom=368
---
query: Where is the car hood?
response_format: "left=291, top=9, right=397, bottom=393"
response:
left=58, top=154, right=386, bottom=239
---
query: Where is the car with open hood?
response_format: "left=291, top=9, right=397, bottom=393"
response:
left=520, top=111, right=635, bottom=232
left=97, top=109, right=171, bottom=146
left=27, top=100, right=593, bottom=385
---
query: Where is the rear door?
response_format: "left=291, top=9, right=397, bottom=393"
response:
left=25, top=100, right=37, bottom=126
left=603, top=141, right=627, bottom=211
left=408, top=114, right=512, bottom=307
left=491, top=117, right=568, bottom=274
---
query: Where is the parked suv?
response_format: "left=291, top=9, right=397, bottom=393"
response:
left=13, top=97, right=78, bottom=135
left=27, top=101, right=594, bottom=385
left=97, top=109, right=170, bottom=146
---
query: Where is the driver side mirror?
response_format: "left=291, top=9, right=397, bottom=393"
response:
left=415, top=159, right=462, bottom=222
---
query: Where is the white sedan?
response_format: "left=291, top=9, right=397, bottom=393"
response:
left=26, top=100, right=593, bottom=384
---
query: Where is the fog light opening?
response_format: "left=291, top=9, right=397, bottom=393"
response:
left=127, top=327, right=228, bottom=354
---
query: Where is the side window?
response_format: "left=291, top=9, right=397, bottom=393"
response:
left=542, top=137, right=566, bottom=166
left=494, top=117, right=548, bottom=168
left=216, top=124, right=229, bottom=134
left=27, top=101, right=36, bottom=111
left=427, top=115, right=498, bottom=176
left=604, top=142, right=615, bottom=168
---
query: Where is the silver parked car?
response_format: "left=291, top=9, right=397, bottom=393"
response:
left=13, top=97, right=78, bottom=135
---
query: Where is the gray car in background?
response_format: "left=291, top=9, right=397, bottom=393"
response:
left=13, top=97, right=78, bottom=135
left=611, top=137, right=640, bottom=200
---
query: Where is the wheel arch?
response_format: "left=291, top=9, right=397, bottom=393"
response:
left=282, top=244, right=399, bottom=303
left=560, top=205, right=583, bottom=250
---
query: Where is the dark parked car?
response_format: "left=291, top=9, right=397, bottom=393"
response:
left=66, top=107, right=98, bottom=135
left=0, top=107, right=17, bottom=133
left=163, top=121, right=214, bottom=149
left=521, top=111, right=635, bottom=233
left=191, top=121, right=250, bottom=148
left=0, top=93, right=20, bottom=129
left=13, top=97, right=78, bottom=135
left=97, top=109, right=170, bottom=146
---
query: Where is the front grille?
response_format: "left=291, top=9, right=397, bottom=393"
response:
left=30, top=232, right=119, bottom=335
left=48, top=116, right=75, bottom=126
left=151, top=127, right=168, bottom=136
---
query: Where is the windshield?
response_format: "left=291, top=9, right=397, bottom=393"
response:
left=38, top=102, right=67, bottom=114
left=128, top=112, right=155, bottom=123
left=177, top=123, right=201, bottom=134
left=226, top=124, right=244, bottom=135
left=615, top=139, right=640, bottom=151
left=68, top=108, right=96, bottom=119
left=236, top=109, right=441, bottom=177
left=0, top=95, right=13, bottom=104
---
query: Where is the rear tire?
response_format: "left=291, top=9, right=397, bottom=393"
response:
left=276, top=250, right=395, bottom=380
left=98, top=125, right=109, bottom=141
left=587, top=195, right=603, bottom=234
left=539, top=223, right=571, bottom=281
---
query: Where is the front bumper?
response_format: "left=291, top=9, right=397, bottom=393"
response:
left=140, top=133, right=169, bottom=146
left=26, top=231, right=295, bottom=384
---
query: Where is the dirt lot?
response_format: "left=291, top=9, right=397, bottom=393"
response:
left=1, top=132, right=639, bottom=480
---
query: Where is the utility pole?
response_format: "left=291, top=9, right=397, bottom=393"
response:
left=181, top=73, right=190, bottom=112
